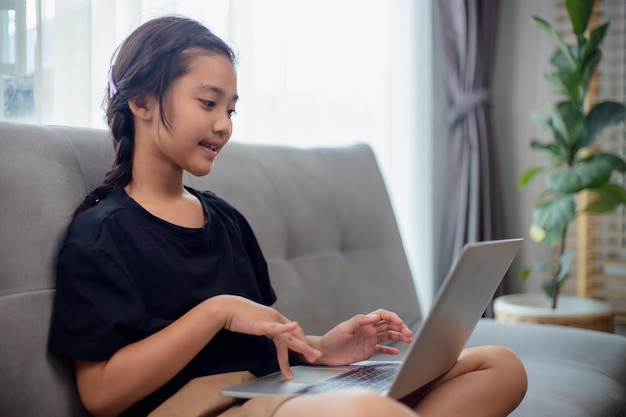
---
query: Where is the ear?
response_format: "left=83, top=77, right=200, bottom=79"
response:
left=128, top=94, right=156, bottom=120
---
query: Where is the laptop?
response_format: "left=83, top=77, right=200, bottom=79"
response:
left=222, top=238, right=523, bottom=400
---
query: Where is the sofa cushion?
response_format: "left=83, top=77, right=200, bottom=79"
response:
left=469, top=319, right=626, bottom=417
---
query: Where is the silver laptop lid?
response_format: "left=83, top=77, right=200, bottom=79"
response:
left=387, top=238, right=522, bottom=399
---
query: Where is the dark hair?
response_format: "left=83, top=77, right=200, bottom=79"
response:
left=74, top=16, right=236, bottom=218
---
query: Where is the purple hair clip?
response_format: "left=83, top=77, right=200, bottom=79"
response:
left=108, top=64, right=119, bottom=99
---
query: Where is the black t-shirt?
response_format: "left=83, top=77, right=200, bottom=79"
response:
left=48, top=188, right=280, bottom=416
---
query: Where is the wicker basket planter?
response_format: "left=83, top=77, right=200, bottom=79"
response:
left=494, top=294, right=614, bottom=333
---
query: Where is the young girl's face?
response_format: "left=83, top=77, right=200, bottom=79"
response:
left=150, top=52, right=238, bottom=177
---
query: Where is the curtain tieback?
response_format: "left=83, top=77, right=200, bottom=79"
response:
left=447, top=89, right=490, bottom=126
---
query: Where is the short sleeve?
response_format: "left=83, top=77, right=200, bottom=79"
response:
left=48, top=241, right=145, bottom=361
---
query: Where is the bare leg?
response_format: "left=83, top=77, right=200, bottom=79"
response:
left=413, top=346, right=527, bottom=417
left=274, top=388, right=419, bottom=417
left=274, top=345, right=526, bottom=417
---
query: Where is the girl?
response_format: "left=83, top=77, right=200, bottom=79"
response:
left=48, top=16, right=527, bottom=417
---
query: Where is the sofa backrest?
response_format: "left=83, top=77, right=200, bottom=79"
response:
left=0, top=121, right=419, bottom=416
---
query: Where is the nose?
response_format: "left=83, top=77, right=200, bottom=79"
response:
left=212, top=111, right=232, bottom=139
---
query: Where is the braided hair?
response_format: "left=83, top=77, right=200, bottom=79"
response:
left=74, top=16, right=235, bottom=218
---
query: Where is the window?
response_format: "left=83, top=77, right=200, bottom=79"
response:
left=0, top=0, right=35, bottom=122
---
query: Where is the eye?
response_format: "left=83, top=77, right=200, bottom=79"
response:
left=227, top=109, right=237, bottom=118
left=200, top=100, right=216, bottom=108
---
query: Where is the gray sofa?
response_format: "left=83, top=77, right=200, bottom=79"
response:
left=1, top=120, right=625, bottom=417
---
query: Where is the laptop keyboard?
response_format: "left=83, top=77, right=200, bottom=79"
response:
left=296, top=363, right=400, bottom=395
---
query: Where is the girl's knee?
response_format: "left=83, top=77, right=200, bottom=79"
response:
left=491, top=346, right=527, bottom=379
left=485, top=346, right=528, bottom=405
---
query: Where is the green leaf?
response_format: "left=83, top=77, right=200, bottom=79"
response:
left=531, top=139, right=569, bottom=164
left=547, top=159, right=613, bottom=193
left=585, top=199, right=620, bottom=213
left=519, top=167, right=545, bottom=188
left=530, top=111, right=551, bottom=131
left=585, top=183, right=626, bottom=213
left=580, top=50, right=601, bottom=99
left=580, top=152, right=626, bottom=173
left=565, top=0, right=594, bottom=36
left=583, top=21, right=610, bottom=62
left=532, top=16, right=577, bottom=69
left=549, top=104, right=570, bottom=146
left=556, top=249, right=573, bottom=283
left=544, top=70, right=580, bottom=100
left=551, top=101, right=585, bottom=148
left=541, top=249, right=572, bottom=298
left=542, top=279, right=556, bottom=298
left=532, top=195, right=576, bottom=245
left=518, top=267, right=532, bottom=282
left=550, top=46, right=578, bottom=70
left=582, top=101, right=626, bottom=147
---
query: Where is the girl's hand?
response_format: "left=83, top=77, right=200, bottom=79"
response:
left=310, top=309, right=413, bottom=366
left=220, top=295, right=321, bottom=378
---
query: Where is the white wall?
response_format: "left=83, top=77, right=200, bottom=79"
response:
left=492, top=0, right=555, bottom=293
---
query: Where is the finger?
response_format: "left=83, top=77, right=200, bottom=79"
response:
left=273, top=332, right=320, bottom=378
left=377, top=330, right=412, bottom=344
left=345, top=311, right=409, bottom=335
left=289, top=324, right=310, bottom=345
left=285, top=333, right=322, bottom=363
left=375, top=321, right=413, bottom=337
left=283, top=326, right=319, bottom=362
left=262, top=321, right=299, bottom=338
left=276, top=347, right=293, bottom=379
left=369, top=309, right=405, bottom=325
left=344, top=313, right=381, bottom=332
left=375, top=344, right=401, bottom=355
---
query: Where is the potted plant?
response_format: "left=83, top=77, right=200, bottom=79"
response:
left=495, top=0, right=626, bottom=331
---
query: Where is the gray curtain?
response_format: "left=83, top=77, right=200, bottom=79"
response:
left=434, top=0, right=503, bottom=303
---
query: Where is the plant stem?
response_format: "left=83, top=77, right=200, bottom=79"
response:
left=551, top=273, right=561, bottom=309
left=552, top=147, right=578, bottom=309
left=551, top=226, right=569, bottom=309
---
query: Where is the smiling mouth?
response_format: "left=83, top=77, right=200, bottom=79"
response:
left=200, top=142, right=219, bottom=153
